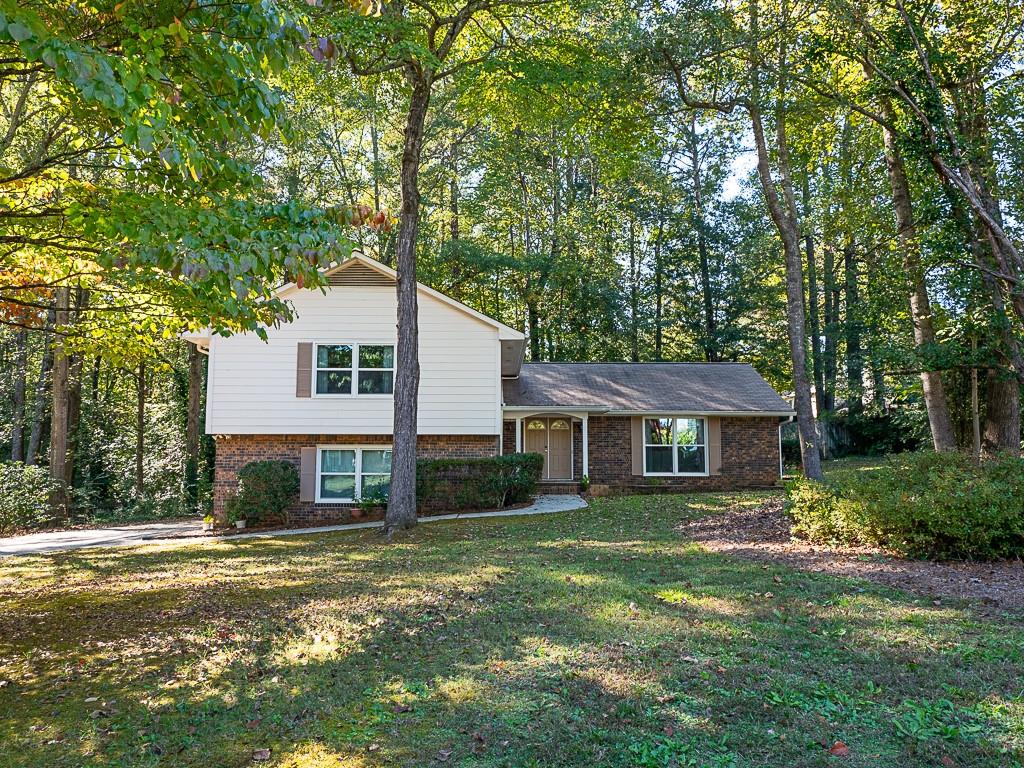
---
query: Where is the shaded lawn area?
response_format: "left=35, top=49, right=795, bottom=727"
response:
left=1, top=493, right=1021, bottom=768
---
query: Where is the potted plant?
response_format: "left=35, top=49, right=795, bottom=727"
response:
left=202, top=515, right=215, bottom=532
left=224, top=496, right=247, bottom=530
left=354, top=488, right=387, bottom=520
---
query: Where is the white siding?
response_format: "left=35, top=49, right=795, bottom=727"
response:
left=206, top=284, right=501, bottom=435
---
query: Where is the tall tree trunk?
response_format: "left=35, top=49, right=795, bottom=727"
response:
left=628, top=216, right=640, bottom=362
left=185, top=344, right=203, bottom=514
left=746, top=0, right=822, bottom=478
left=10, top=329, right=27, bottom=462
left=982, top=369, right=1020, bottom=456
left=822, top=241, right=839, bottom=412
left=449, top=141, right=460, bottom=242
left=27, top=308, right=55, bottom=465
left=527, top=299, right=541, bottom=361
left=844, top=242, right=864, bottom=414
left=802, top=178, right=825, bottom=416
left=653, top=212, right=665, bottom=361
left=386, top=72, right=430, bottom=534
left=49, top=287, right=72, bottom=518
left=688, top=117, right=718, bottom=361
left=879, top=99, right=957, bottom=450
left=136, top=361, right=145, bottom=495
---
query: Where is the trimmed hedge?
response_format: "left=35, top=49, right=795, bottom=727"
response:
left=417, top=453, right=544, bottom=513
left=0, top=462, right=56, bottom=535
left=786, top=451, right=1024, bottom=560
left=224, top=460, right=299, bottom=526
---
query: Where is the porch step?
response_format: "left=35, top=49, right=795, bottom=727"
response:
left=537, top=480, right=580, bottom=494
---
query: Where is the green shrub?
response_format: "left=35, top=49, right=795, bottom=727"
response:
left=0, top=462, right=56, bottom=534
left=416, top=453, right=543, bottom=513
left=786, top=451, right=1024, bottom=560
left=224, top=460, right=299, bottom=526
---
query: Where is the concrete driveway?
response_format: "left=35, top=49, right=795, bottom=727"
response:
left=0, top=519, right=205, bottom=557
left=0, top=495, right=590, bottom=557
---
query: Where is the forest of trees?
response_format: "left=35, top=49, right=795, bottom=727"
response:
left=2, top=0, right=1022, bottom=523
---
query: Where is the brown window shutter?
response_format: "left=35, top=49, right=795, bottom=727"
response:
left=707, top=417, right=723, bottom=475
left=296, top=342, right=312, bottom=398
left=299, top=446, right=317, bottom=502
left=631, top=416, right=643, bottom=476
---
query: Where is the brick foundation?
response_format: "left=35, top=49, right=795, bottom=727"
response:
left=585, top=415, right=780, bottom=492
left=214, top=434, right=499, bottom=527
left=502, top=415, right=779, bottom=492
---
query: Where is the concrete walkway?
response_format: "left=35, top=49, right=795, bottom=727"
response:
left=0, top=495, right=588, bottom=557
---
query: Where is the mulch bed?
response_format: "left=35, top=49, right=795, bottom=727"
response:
left=680, top=496, right=1024, bottom=616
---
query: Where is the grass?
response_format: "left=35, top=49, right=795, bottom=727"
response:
left=1, top=492, right=1022, bottom=767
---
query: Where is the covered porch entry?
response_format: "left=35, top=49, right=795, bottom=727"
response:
left=507, top=410, right=590, bottom=481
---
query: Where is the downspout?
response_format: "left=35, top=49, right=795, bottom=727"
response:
left=779, top=415, right=795, bottom=478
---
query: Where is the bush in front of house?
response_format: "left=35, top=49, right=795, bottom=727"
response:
left=786, top=451, right=1024, bottom=560
left=0, top=461, right=57, bottom=534
left=416, top=453, right=544, bottom=513
left=223, top=460, right=300, bottom=527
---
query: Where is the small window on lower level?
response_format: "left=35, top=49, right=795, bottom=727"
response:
left=644, top=417, right=707, bottom=475
left=317, top=447, right=392, bottom=502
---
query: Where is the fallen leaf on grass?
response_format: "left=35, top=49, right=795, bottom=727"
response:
left=252, top=748, right=271, bottom=761
left=827, top=741, right=851, bottom=757
left=941, top=757, right=955, bottom=768
left=436, top=748, right=452, bottom=762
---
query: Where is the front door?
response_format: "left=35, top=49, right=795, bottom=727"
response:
left=523, top=418, right=572, bottom=480
left=547, top=419, right=572, bottom=479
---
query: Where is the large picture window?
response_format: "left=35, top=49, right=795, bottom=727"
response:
left=643, top=417, right=707, bottom=475
left=317, top=447, right=392, bottom=502
left=314, top=344, right=394, bottom=395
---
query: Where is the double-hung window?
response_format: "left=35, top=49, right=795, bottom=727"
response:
left=317, top=447, right=392, bottom=502
left=314, top=343, right=394, bottom=395
left=643, top=417, right=707, bottom=475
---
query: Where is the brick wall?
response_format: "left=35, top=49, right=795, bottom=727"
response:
left=214, top=434, right=499, bottom=527
left=585, top=415, right=780, bottom=492
left=502, top=420, right=516, bottom=454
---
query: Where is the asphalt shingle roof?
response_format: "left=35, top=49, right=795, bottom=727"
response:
left=502, top=362, right=793, bottom=413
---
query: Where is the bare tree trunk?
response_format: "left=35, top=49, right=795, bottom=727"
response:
left=879, top=100, right=957, bottom=450
left=688, top=117, right=718, bottom=361
left=801, top=178, right=825, bottom=416
left=10, top=329, right=27, bottom=462
left=449, top=140, right=460, bottom=243
left=49, top=287, right=71, bottom=518
left=185, top=344, right=203, bottom=514
left=27, top=308, right=54, bottom=465
left=386, top=72, right=430, bottom=534
left=822, top=241, right=839, bottom=412
left=982, top=369, right=1020, bottom=456
left=136, top=361, right=145, bottom=495
left=747, top=0, right=822, bottom=478
left=653, top=212, right=665, bottom=361
left=628, top=216, right=640, bottom=362
left=844, top=241, right=864, bottom=414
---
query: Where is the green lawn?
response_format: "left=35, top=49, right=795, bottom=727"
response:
left=1, top=493, right=1021, bottom=767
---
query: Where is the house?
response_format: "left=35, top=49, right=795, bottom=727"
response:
left=185, top=253, right=794, bottom=526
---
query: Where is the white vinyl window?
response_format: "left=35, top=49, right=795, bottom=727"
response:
left=316, top=446, right=392, bottom=503
left=643, top=417, right=708, bottom=476
left=314, top=344, right=394, bottom=396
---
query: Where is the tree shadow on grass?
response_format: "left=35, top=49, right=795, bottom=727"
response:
left=1, top=496, right=1021, bottom=767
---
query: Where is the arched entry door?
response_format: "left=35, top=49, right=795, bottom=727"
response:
left=523, top=417, right=573, bottom=480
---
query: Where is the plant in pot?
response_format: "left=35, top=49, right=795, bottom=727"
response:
left=353, top=488, right=387, bottom=520
left=223, top=493, right=248, bottom=530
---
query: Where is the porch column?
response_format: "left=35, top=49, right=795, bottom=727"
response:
left=515, top=416, right=523, bottom=453
left=581, top=413, right=589, bottom=478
